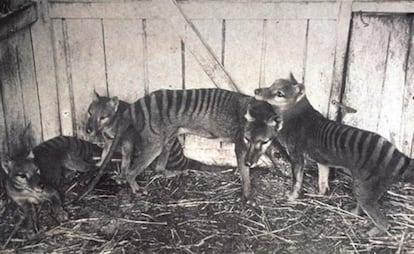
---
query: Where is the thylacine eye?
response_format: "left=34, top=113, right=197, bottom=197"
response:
left=99, top=116, right=107, bottom=121
left=262, top=139, right=272, bottom=145
left=274, top=91, right=285, bottom=98
left=16, top=173, right=26, bottom=179
left=243, top=136, right=250, bottom=144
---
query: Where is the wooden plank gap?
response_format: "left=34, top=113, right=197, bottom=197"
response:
left=259, top=19, right=268, bottom=88
left=101, top=18, right=110, bottom=96
left=328, top=0, right=353, bottom=121
left=142, top=18, right=149, bottom=95
left=181, top=39, right=186, bottom=89
left=153, top=0, right=239, bottom=92
left=302, top=19, right=310, bottom=84
left=221, top=19, right=225, bottom=66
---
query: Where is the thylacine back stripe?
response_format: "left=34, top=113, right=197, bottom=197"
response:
left=184, top=89, right=193, bottom=115
left=343, top=128, right=357, bottom=160
left=356, top=132, right=373, bottom=170
left=332, top=125, right=347, bottom=157
left=323, top=122, right=335, bottom=150
left=179, top=89, right=188, bottom=116
left=337, top=126, right=351, bottom=160
left=318, top=121, right=331, bottom=149
left=195, top=89, right=205, bottom=117
left=326, top=123, right=336, bottom=152
left=201, top=89, right=211, bottom=118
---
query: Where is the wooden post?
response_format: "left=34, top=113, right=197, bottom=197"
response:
left=152, top=0, right=239, bottom=92
left=328, top=0, right=353, bottom=121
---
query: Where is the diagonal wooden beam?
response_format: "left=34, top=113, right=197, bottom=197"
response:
left=152, top=0, right=240, bottom=92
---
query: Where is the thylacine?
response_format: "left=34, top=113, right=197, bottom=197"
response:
left=243, top=99, right=330, bottom=196
left=82, top=89, right=288, bottom=201
left=1, top=156, right=68, bottom=248
left=34, top=135, right=200, bottom=191
left=251, top=73, right=414, bottom=235
left=80, top=92, right=228, bottom=200
left=33, top=136, right=102, bottom=189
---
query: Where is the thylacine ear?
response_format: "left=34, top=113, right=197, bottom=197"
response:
left=244, top=109, right=255, bottom=122
left=109, top=96, right=120, bottom=112
left=19, top=122, right=34, bottom=158
left=267, top=115, right=283, bottom=131
left=289, top=72, right=298, bottom=85
left=1, top=156, right=14, bottom=175
left=93, top=90, right=101, bottom=101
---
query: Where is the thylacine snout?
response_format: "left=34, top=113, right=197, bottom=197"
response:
left=243, top=100, right=283, bottom=168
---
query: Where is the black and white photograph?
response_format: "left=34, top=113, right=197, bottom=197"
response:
left=0, top=0, right=413, bottom=253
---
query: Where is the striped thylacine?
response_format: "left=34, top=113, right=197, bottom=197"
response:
left=83, top=89, right=290, bottom=200
left=251, top=73, right=414, bottom=235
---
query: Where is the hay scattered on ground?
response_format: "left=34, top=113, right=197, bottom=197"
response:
left=1, top=159, right=413, bottom=253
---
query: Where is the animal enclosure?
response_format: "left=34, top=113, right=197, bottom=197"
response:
left=1, top=0, right=413, bottom=163
left=1, top=0, right=414, bottom=253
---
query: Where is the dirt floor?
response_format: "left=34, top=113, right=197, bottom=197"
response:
left=1, top=158, right=414, bottom=254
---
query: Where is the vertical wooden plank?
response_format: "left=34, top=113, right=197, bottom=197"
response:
left=225, top=20, right=264, bottom=95
left=185, top=19, right=223, bottom=89
left=15, top=28, right=43, bottom=145
left=262, top=20, right=308, bottom=86
left=66, top=19, right=107, bottom=138
left=328, top=0, right=352, bottom=120
left=0, top=35, right=26, bottom=156
left=103, top=19, right=145, bottom=102
left=304, top=20, right=336, bottom=116
left=52, top=19, right=74, bottom=136
left=31, top=14, right=61, bottom=141
left=402, top=18, right=414, bottom=157
left=377, top=17, right=410, bottom=150
left=146, top=19, right=182, bottom=91
left=342, top=14, right=391, bottom=134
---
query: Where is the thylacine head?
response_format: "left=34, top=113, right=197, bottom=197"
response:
left=243, top=100, right=283, bottom=168
left=86, top=91, right=121, bottom=137
left=1, top=156, right=67, bottom=219
left=254, top=73, right=306, bottom=112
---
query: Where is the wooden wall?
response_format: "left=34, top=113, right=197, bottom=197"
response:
left=0, top=0, right=414, bottom=161
left=343, top=13, right=414, bottom=156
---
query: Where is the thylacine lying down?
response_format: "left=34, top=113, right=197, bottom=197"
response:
left=83, top=89, right=291, bottom=200
left=250, top=73, right=414, bottom=235
left=34, top=135, right=202, bottom=192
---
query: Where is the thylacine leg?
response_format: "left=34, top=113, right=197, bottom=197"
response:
left=97, top=140, right=111, bottom=167
left=286, top=158, right=305, bottom=201
left=120, top=140, right=133, bottom=179
left=317, top=163, right=330, bottom=195
left=353, top=179, right=390, bottom=236
left=235, top=137, right=251, bottom=200
left=154, top=138, right=175, bottom=175
left=126, top=143, right=162, bottom=193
